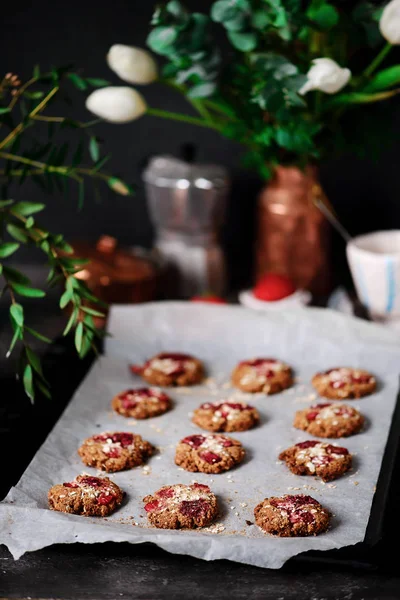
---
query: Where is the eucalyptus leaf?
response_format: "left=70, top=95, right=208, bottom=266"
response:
left=3, top=266, right=31, bottom=284
left=0, top=242, right=20, bottom=258
left=89, top=137, right=100, bottom=162
left=25, top=326, right=52, bottom=343
left=86, top=78, right=110, bottom=87
left=75, top=321, right=83, bottom=353
left=10, top=303, right=24, bottom=327
left=187, top=81, right=217, bottom=98
left=12, top=282, right=46, bottom=298
left=7, top=224, right=28, bottom=243
left=67, top=73, right=88, bottom=90
left=227, top=30, right=257, bottom=51
left=23, top=364, right=34, bottom=402
left=11, top=202, right=45, bottom=216
left=364, top=66, right=400, bottom=92
left=26, top=346, right=44, bottom=377
left=147, top=26, right=178, bottom=54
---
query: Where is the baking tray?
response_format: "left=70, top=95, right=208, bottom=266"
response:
left=1, top=303, right=400, bottom=568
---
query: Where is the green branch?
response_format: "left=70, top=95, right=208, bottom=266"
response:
left=364, top=42, right=392, bottom=78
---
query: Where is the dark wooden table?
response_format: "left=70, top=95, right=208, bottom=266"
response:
left=2, top=294, right=400, bottom=599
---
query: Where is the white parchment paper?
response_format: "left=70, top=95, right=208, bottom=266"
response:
left=1, top=302, right=400, bottom=568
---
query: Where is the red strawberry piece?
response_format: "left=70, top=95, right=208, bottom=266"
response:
left=253, top=273, right=296, bottom=301
left=199, top=450, right=221, bottom=464
left=179, top=499, right=209, bottom=518
left=130, top=364, right=143, bottom=375
left=63, top=482, right=79, bottom=488
left=306, top=403, right=332, bottom=421
left=190, top=294, right=227, bottom=304
left=295, top=440, right=320, bottom=449
left=215, top=436, right=234, bottom=448
left=157, top=487, right=175, bottom=499
left=325, top=444, right=348, bottom=455
left=79, top=476, right=104, bottom=488
left=351, top=374, right=372, bottom=384
left=144, top=499, right=160, bottom=512
left=181, top=435, right=206, bottom=448
left=98, top=494, right=114, bottom=505
left=106, top=447, right=121, bottom=458
left=191, top=483, right=210, bottom=492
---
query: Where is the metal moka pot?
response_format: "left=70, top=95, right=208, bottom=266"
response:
left=143, top=154, right=229, bottom=299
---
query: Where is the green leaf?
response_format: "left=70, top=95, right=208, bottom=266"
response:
left=75, top=321, right=83, bottom=353
left=89, top=137, right=100, bottom=162
left=251, top=10, right=271, bottom=30
left=63, top=306, right=79, bottom=336
left=307, top=2, right=339, bottom=29
left=80, top=306, right=106, bottom=317
left=187, top=82, right=217, bottom=98
left=60, top=289, right=73, bottom=309
left=326, top=89, right=400, bottom=108
left=36, top=378, right=52, bottom=399
left=23, top=364, right=34, bottom=402
left=10, top=303, right=24, bottom=327
left=227, top=31, right=257, bottom=52
left=67, top=72, right=88, bottom=90
left=25, top=326, right=52, bottom=343
left=33, top=64, right=40, bottom=78
left=7, top=224, right=28, bottom=243
left=7, top=326, right=21, bottom=357
left=26, top=346, right=44, bottom=377
left=12, top=282, right=46, bottom=298
left=0, top=242, right=20, bottom=258
left=0, top=107, right=11, bottom=115
left=24, top=91, right=45, bottom=100
left=107, top=177, right=134, bottom=196
left=25, top=216, right=35, bottom=229
left=86, top=78, right=110, bottom=87
left=211, top=0, right=242, bottom=23
left=364, top=66, right=400, bottom=92
left=2, top=266, right=31, bottom=284
left=0, top=199, right=14, bottom=208
left=147, top=26, right=178, bottom=55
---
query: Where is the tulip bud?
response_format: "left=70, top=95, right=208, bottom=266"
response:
left=107, top=44, right=158, bottom=84
left=380, top=0, right=400, bottom=45
left=85, top=87, right=147, bottom=123
left=299, top=58, right=351, bottom=95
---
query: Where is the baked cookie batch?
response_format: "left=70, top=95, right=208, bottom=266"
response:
left=48, top=353, right=377, bottom=537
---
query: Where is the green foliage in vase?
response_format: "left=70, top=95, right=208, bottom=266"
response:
left=0, top=66, right=133, bottom=401
left=141, top=0, right=400, bottom=177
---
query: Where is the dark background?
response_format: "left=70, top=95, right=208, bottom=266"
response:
left=2, top=0, right=400, bottom=291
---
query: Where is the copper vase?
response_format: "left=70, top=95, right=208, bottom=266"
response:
left=255, top=165, right=331, bottom=296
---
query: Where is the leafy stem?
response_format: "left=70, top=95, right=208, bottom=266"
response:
left=364, top=42, right=392, bottom=78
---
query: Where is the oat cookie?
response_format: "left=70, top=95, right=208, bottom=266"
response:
left=254, top=494, right=330, bottom=537
left=294, top=402, right=365, bottom=438
left=192, top=400, right=259, bottom=432
left=48, top=474, right=123, bottom=517
left=131, top=353, right=204, bottom=386
left=78, top=431, right=154, bottom=472
left=312, top=367, right=376, bottom=399
left=175, top=433, right=245, bottom=474
left=112, top=387, right=172, bottom=419
left=143, top=483, right=218, bottom=529
left=231, top=358, right=293, bottom=394
left=279, top=440, right=352, bottom=481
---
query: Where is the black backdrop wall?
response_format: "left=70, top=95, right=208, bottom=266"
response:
left=2, top=0, right=400, bottom=292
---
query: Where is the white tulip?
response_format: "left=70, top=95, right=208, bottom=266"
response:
left=380, top=0, right=400, bottom=45
left=85, top=87, right=147, bottom=123
left=299, top=58, right=351, bottom=95
left=107, top=44, right=158, bottom=84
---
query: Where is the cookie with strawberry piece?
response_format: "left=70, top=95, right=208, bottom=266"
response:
left=112, top=387, right=172, bottom=419
left=143, top=483, right=218, bottom=529
left=294, top=402, right=365, bottom=438
left=192, top=400, right=259, bottom=432
left=279, top=440, right=352, bottom=481
left=254, top=494, right=330, bottom=537
left=130, top=353, right=204, bottom=386
left=78, top=432, right=154, bottom=472
left=175, top=433, right=245, bottom=474
left=312, top=367, right=376, bottom=399
left=48, top=474, right=123, bottom=517
left=231, top=358, right=293, bottom=394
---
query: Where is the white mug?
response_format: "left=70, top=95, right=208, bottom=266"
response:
left=346, top=230, right=400, bottom=320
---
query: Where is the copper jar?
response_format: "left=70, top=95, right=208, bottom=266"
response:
left=69, top=236, right=159, bottom=325
left=255, top=165, right=331, bottom=296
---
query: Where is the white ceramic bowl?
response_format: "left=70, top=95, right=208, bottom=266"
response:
left=239, top=289, right=312, bottom=311
left=346, top=230, right=400, bottom=320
